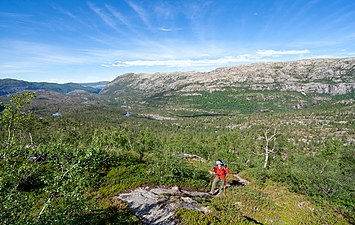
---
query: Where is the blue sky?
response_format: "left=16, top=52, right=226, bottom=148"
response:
left=1, top=0, right=355, bottom=83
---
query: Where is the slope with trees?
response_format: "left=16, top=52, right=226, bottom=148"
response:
left=0, top=57, right=354, bottom=224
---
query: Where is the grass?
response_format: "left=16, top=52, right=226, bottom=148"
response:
left=177, top=180, right=350, bottom=224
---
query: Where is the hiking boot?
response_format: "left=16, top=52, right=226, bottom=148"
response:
left=209, top=190, right=219, bottom=195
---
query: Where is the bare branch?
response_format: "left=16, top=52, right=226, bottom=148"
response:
left=38, top=162, right=80, bottom=219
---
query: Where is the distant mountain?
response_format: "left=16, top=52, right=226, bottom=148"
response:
left=102, top=57, right=355, bottom=97
left=80, top=81, right=110, bottom=89
left=0, top=79, right=108, bottom=96
left=2, top=58, right=354, bottom=116
left=100, top=57, right=355, bottom=115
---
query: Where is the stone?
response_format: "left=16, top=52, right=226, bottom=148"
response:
left=117, top=186, right=211, bottom=225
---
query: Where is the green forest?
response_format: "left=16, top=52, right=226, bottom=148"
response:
left=0, top=91, right=354, bottom=224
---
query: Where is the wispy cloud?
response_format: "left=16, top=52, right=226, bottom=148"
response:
left=0, top=62, right=42, bottom=72
left=257, top=49, right=310, bottom=56
left=0, top=40, right=98, bottom=68
left=0, top=12, right=33, bottom=28
left=126, top=0, right=150, bottom=28
left=105, top=4, right=130, bottom=27
left=154, top=2, right=175, bottom=19
left=308, top=55, right=335, bottom=59
left=183, top=1, right=214, bottom=40
left=159, top=27, right=172, bottom=32
left=87, top=2, right=119, bottom=31
left=101, top=49, right=311, bottom=68
left=156, top=26, right=183, bottom=32
left=0, top=12, right=32, bottom=18
left=51, top=5, right=77, bottom=20
left=321, top=5, right=355, bottom=29
left=153, top=2, right=183, bottom=33
left=293, top=40, right=340, bottom=47
left=108, top=56, right=252, bottom=67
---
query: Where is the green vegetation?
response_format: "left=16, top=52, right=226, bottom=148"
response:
left=1, top=91, right=354, bottom=224
left=166, top=90, right=308, bottom=114
left=177, top=182, right=350, bottom=224
left=0, top=78, right=102, bottom=96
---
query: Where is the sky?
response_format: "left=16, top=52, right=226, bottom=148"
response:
left=1, top=0, right=355, bottom=83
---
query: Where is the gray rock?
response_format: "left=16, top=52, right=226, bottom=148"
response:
left=102, top=57, right=355, bottom=97
left=117, top=186, right=210, bottom=225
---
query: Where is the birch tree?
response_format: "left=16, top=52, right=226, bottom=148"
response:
left=263, top=128, right=277, bottom=169
left=0, top=92, right=36, bottom=148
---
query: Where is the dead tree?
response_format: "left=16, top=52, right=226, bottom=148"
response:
left=263, top=128, right=277, bottom=169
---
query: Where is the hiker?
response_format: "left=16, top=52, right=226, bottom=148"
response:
left=209, top=160, right=230, bottom=194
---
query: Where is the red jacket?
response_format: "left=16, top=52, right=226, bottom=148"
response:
left=212, top=165, right=230, bottom=179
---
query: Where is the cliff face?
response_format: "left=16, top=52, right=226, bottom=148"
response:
left=102, top=57, right=355, bottom=96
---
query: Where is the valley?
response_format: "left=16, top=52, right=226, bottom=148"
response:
left=0, top=57, right=354, bottom=224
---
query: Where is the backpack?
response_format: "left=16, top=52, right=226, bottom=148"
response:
left=214, top=159, right=227, bottom=166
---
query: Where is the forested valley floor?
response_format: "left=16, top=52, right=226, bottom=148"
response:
left=0, top=92, right=354, bottom=224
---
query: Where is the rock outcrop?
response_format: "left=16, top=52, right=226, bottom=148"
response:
left=116, top=177, right=249, bottom=225
left=102, top=57, right=355, bottom=97
left=116, top=186, right=210, bottom=225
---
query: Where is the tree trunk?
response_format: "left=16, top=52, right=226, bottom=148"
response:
left=263, top=128, right=277, bottom=169
left=263, top=137, right=270, bottom=169
left=29, top=132, right=33, bottom=145
left=263, top=150, right=269, bottom=169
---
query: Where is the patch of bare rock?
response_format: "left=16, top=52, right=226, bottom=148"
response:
left=115, top=175, right=249, bottom=225
left=116, top=186, right=210, bottom=225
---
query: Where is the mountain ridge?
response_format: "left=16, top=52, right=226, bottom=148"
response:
left=1, top=57, right=354, bottom=116
left=0, top=78, right=108, bottom=96
left=102, top=57, right=355, bottom=96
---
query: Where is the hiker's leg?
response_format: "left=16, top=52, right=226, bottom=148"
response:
left=219, top=178, right=226, bottom=192
left=211, top=176, right=219, bottom=193
left=223, top=178, right=227, bottom=192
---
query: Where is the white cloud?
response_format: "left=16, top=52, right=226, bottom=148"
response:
left=103, top=49, right=312, bottom=68
left=257, top=49, right=311, bottom=56
left=2, top=38, right=318, bottom=77
left=101, top=64, right=111, bottom=67
left=159, top=27, right=172, bottom=32
left=108, top=55, right=254, bottom=68
left=308, top=55, right=335, bottom=59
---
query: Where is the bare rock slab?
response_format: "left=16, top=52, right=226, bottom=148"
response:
left=116, top=186, right=210, bottom=225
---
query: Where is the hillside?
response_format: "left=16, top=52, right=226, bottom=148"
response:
left=0, top=79, right=106, bottom=95
left=101, top=57, right=355, bottom=116
left=102, top=57, right=355, bottom=95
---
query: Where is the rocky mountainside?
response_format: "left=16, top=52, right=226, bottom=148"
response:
left=102, top=57, right=355, bottom=97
